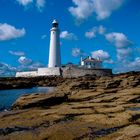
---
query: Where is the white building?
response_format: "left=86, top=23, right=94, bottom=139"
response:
left=16, top=20, right=61, bottom=77
left=15, top=20, right=106, bottom=78
left=48, top=20, right=61, bottom=68
left=81, top=56, right=102, bottom=69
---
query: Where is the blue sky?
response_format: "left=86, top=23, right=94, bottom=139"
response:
left=0, top=0, right=140, bottom=76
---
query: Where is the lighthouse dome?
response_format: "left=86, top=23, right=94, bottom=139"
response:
left=52, top=19, right=58, bottom=28
left=52, top=19, right=58, bottom=24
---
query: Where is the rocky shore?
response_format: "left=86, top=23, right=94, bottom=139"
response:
left=0, top=72, right=140, bottom=140
left=0, top=76, right=65, bottom=89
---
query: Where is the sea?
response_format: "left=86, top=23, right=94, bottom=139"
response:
left=0, top=87, right=54, bottom=111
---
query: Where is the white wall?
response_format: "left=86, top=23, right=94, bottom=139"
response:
left=16, top=71, right=38, bottom=77
left=81, top=61, right=102, bottom=68
left=38, top=67, right=61, bottom=76
left=48, top=27, right=61, bottom=67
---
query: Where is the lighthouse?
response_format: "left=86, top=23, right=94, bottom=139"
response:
left=48, top=20, right=61, bottom=68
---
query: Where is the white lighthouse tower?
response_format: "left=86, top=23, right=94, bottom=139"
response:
left=48, top=20, right=61, bottom=68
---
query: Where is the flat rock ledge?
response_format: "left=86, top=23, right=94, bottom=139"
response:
left=0, top=72, right=140, bottom=140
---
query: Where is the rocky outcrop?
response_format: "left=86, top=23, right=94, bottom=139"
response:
left=0, top=72, right=140, bottom=140
left=0, top=76, right=65, bottom=89
left=12, top=92, right=68, bottom=110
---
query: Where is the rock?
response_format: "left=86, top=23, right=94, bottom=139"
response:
left=105, top=80, right=122, bottom=89
left=12, top=92, right=68, bottom=110
left=0, top=126, right=30, bottom=135
left=0, top=72, right=140, bottom=139
left=0, top=76, right=65, bottom=89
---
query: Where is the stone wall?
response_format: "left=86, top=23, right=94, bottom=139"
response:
left=16, top=67, right=112, bottom=77
left=62, top=67, right=112, bottom=78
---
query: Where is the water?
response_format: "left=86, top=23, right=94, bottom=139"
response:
left=128, top=107, right=140, bottom=111
left=0, top=87, right=54, bottom=111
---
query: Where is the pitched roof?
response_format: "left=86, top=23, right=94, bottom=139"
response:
left=82, top=56, right=102, bottom=62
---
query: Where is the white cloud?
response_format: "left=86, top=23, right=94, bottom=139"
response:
left=69, top=0, right=94, bottom=20
left=72, top=48, right=81, bottom=57
left=0, top=62, right=16, bottom=77
left=60, top=31, right=77, bottom=40
left=36, top=0, right=45, bottom=11
left=0, top=60, right=45, bottom=76
left=93, top=0, right=124, bottom=20
left=114, top=57, right=140, bottom=73
left=105, top=32, right=133, bottom=48
left=9, top=51, right=25, bottom=56
left=127, top=57, right=140, bottom=71
left=16, top=0, right=33, bottom=6
left=16, top=0, right=45, bottom=11
left=91, top=50, right=110, bottom=60
left=69, top=0, right=124, bottom=21
left=85, top=28, right=96, bottom=39
left=85, top=25, right=106, bottom=39
left=0, top=23, right=25, bottom=41
left=27, top=62, right=45, bottom=70
left=18, top=56, right=32, bottom=65
left=72, top=48, right=86, bottom=57
left=17, top=61, right=45, bottom=71
left=105, top=32, right=134, bottom=64
left=41, top=34, right=47, bottom=39
left=117, top=47, right=132, bottom=61
left=91, top=50, right=113, bottom=63
left=0, top=63, right=15, bottom=71
left=98, top=25, right=106, bottom=35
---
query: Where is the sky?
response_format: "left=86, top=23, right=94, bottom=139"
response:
left=0, top=0, right=140, bottom=76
